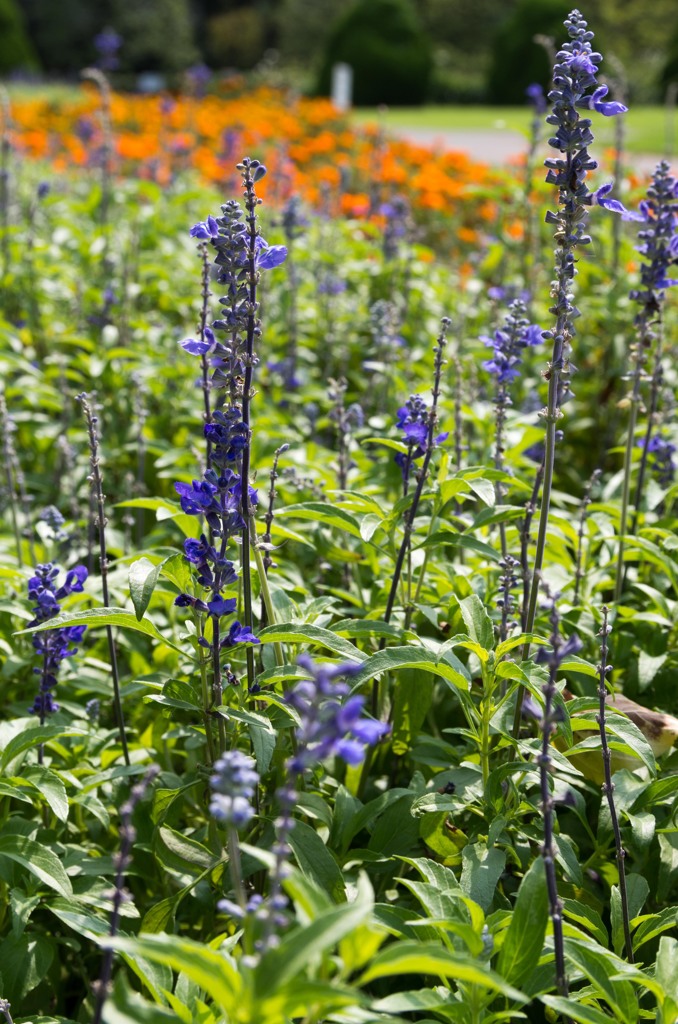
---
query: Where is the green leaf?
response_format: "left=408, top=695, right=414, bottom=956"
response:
left=0, top=932, right=54, bottom=1003
left=611, top=873, right=649, bottom=956
left=108, top=934, right=242, bottom=1016
left=158, top=553, right=193, bottom=594
left=632, top=907, right=678, bottom=952
left=351, top=646, right=469, bottom=690
left=155, top=826, right=215, bottom=875
left=497, top=857, right=548, bottom=987
left=541, top=995, right=620, bottom=1024
left=277, top=503, right=363, bottom=539
left=561, top=899, right=608, bottom=948
left=1, top=725, right=86, bottom=771
left=456, top=595, right=494, bottom=651
left=258, top=622, right=365, bottom=662
left=129, top=557, right=169, bottom=620
left=0, top=834, right=72, bottom=897
left=564, top=937, right=638, bottom=1024
left=460, top=842, right=505, bottom=912
left=391, top=668, right=435, bottom=755
left=15, top=608, right=187, bottom=656
left=467, top=477, right=495, bottom=506
left=18, top=766, right=69, bottom=821
left=358, top=941, right=525, bottom=1000
left=254, top=873, right=373, bottom=994
left=655, top=936, right=678, bottom=1019
left=287, top=820, right=346, bottom=902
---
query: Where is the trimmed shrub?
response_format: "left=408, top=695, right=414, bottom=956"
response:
left=110, top=0, right=198, bottom=74
left=316, top=0, right=432, bottom=107
left=486, top=0, right=572, bottom=105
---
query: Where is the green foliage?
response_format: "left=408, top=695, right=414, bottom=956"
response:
left=0, top=85, right=677, bottom=1023
left=486, top=0, right=572, bottom=104
left=0, top=0, right=38, bottom=74
left=110, top=0, right=199, bottom=74
left=316, top=0, right=433, bottom=106
left=205, top=8, right=267, bottom=69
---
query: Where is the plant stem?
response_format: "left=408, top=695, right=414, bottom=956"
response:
left=372, top=319, right=449, bottom=715
left=597, top=606, right=634, bottom=963
left=239, top=159, right=260, bottom=695
left=77, top=393, right=130, bottom=766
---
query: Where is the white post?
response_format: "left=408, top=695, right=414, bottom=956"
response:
left=331, top=62, right=353, bottom=112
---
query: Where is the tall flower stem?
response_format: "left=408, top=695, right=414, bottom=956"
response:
left=537, top=593, right=569, bottom=998
left=596, top=607, right=634, bottom=963
left=517, top=8, right=628, bottom=732
left=630, top=338, right=664, bottom=538
left=81, top=68, right=113, bottom=229
left=197, top=240, right=213, bottom=471
left=92, top=767, right=159, bottom=1024
left=573, top=467, right=600, bottom=606
left=0, top=85, right=11, bottom=283
left=238, top=158, right=263, bottom=694
left=0, top=394, right=22, bottom=567
left=372, top=320, right=449, bottom=714
left=77, top=393, right=130, bottom=766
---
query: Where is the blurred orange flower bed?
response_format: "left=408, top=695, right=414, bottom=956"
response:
left=8, top=85, right=515, bottom=240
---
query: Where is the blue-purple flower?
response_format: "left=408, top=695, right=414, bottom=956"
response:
left=641, top=435, right=677, bottom=487
left=27, top=562, right=88, bottom=719
left=482, top=301, right=544, bottom=383
left=394, top=394, right=448, bottom=483
left=285, top=655, right=390, bottom=773
left=209, top=750, right=259, bottom=828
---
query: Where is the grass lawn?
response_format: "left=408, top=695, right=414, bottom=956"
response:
left=352, top=105, right=676, bottom=156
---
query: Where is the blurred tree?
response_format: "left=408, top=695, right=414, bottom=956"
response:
left=110, top=0, right=199, bottom=73
left=276, top=0, right=354, bottom=65
left=415, top=0, right=514, bottom=53
left=0, top=0, right=38, bottom=73
left=22, top=0, right=102, bottom=74
left=486, top=0, right=572, bottom=105
left=316, top=0, right=432, bottom=106
left=205, top=8, right=266, bottom=68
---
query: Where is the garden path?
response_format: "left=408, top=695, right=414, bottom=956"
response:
left=394, top=126, right=674, bottom=176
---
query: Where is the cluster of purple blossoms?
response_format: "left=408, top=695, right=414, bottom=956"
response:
left=183, top=197, right=286, bottom=396
left=27, top=563, right=88, bottom=719
left=93, top=27, right=122, bottom=72
left=285, top=654, right=390, bottom=774
left=640, top=435, right=677, bottom=487
left=482, top=300, right=544, bottom=384
left=210, top=749, right=260, bottom=829
left=394, top=394, right=448, bottom=485
left=628, top=162, right=678, bottom=317
left=544, top=8, right=629, bottom=328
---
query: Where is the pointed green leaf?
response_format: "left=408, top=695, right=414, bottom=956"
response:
left=16, top=607, right=187, bottom=656
left=129, top=557, right=170, bottom=620
left=258, top=622, right=365, bottom=662
left=497, top=857, right=548, bottom=987
left=358, top=941, right=525, bottom=1000
left=0, top=835, right=72, bottom=897
left=351, top=646, right=469, bottom=689
left=457, top=595, right=494, bottom=651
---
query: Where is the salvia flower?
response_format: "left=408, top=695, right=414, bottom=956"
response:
left=481, top=300, right=544, bottom=383
left=209, top=750, right=260, bottom=828
left=27, top=562, right=88, bottom=720
left=640, top=435, right=677, bottom=486
left=629, top=162, right=678, bottom=317
left=526, top=82, right=547, bottom=115
left=93, top=27, right=122, bottom=71
left=394, top=394, right=449, bottom=484
left=285, top=654, right=390, bottom=774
